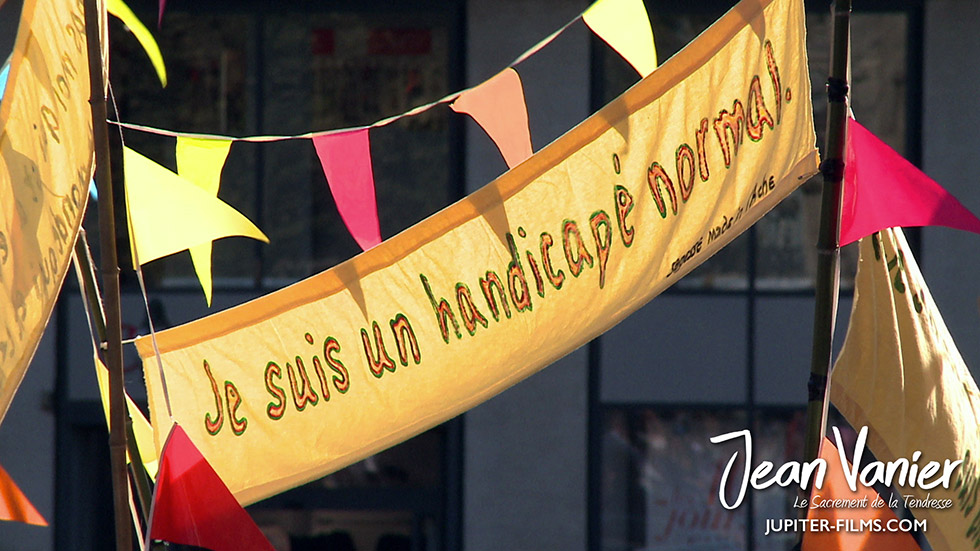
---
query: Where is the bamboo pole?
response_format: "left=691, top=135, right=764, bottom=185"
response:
left=803, top=0, right=851, bottom=483
left=74, top=230, right=107, bottom=343
left=84, top=0, right=132, bottom=548
left=73, top=230, right=153, bottom=523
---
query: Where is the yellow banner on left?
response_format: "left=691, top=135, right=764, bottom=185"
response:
left=0, top=0, right=96, bottom=424
left=138, top=0, right=818, bottom=505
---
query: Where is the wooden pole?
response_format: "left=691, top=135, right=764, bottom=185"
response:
left=803, top=0, right=851, bottom=485
left=84, top=0, right=132, bottom=548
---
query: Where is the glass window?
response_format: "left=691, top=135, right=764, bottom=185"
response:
left=595, top=4, right=914, bottom=291
left=109, top=5, right=458, bottom=290
left=599, top=407, right=812, bottom=551
left=260, top=12, right=454, bottom=282
left=751, top=410, right=807, bottom=551
left=600, top=408, right=750, bottom=550
left=594, top=6, right=920, bottom=549
left=248, top=427, right=446, bottom=550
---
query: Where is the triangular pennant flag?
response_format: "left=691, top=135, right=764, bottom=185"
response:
left=802, top=435, right=921, bottom=551
left=123, top=146, right=268, bottom=267
left=312, top=129, right=382, bottom=250
left=175, top=137, right=234, bottom=306
left=94, top=356, right=159, bottom=479
left=831, top=227, right=980, bottom=551
left=147, top=423, right=274, bottom=551
left=176, top=137, right=230, bottom=197
left=158, top=0, right=166, bottom=27
left=0, top=463, right=46, bottom=526
left=840, top=117, right=980, bottom=246
left=107, top=0, right=167, bottom=87
left=451, top=68, right=533, bottom=169
left=583, top=0, right=658, bottom=77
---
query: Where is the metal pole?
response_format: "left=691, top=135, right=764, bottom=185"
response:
left=803, top=0, right=851, bottom=483
left=84, top=0, right=132, bottom=548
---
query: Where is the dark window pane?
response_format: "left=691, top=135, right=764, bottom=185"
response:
left=601, top=408, right=748, bottom=551
left=597, top=6, right=911, bottom=291
left=260, top=12, right=453, bottom=283
left=110, top=12, right=259, bottom=289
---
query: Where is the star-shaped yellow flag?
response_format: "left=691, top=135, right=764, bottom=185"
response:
left=123, top=144, right=267, bottom=305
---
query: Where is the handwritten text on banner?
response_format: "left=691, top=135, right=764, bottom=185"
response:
left=138, top=0, right=818, bottom=505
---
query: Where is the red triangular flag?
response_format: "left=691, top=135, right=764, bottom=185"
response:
left=312, top=129, right=382, bottom=250
left=802, top=436, right=921, bottom=551
left=147, top=424, right=274, bottom=551
left=158, top=0, right=166, bottom=27
left=0, top=462, right=47, bottom=526
left=451, top=68, right=533, bottom=169
left=840, top=117, right=980, bottom=246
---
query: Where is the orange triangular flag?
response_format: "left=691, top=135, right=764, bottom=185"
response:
left=0, top=462, right=47, bottom=526
left=451, top=68, right=533, bottom=169
left=802, top=434, right=921, bottom=551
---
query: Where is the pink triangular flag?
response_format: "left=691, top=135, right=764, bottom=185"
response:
left=451, top=68, right=533, bottom=169
left=841, top=117, right=980, bottom=246
left=147, top=424, right=275, bottom=551
left=313, top=129, right=382, bottom=250
left=158, top=0, right=165, bottom=27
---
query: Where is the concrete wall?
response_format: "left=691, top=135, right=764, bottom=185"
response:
left=0, top=324, right=55, bottom=551
left=462, top=2, right=590, bottom=550
left=922, top=0, right=980, bottom=378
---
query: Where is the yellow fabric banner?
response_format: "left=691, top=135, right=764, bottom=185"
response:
left=138, top=0, right=818, bottom=505
left=0, top=0, right=96, bottom=424
left=831, top=228, right=980, bottom=551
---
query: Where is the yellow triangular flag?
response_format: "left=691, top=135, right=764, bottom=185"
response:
left=107, top=0, right=167, bottom=87
left=94, top=357, right=159, bottom=479
left=583, top=0, right=658, bottom=77
left=123, top=146, right=268, bottom=268
left=176, top=137, right=230, bottom=196
left=176, top=137, right=233, bottom=307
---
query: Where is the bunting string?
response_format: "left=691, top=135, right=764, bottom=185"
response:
left=108, top=83, right=174, bottom=417
left=109, top=0, right=656, bottom=284
left=108, top=0, right=655, bottom=143
left=70, top=229, right=162, bottom=478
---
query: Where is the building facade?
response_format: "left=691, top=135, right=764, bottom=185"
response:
left=2, top=0, right=979, bottom=550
